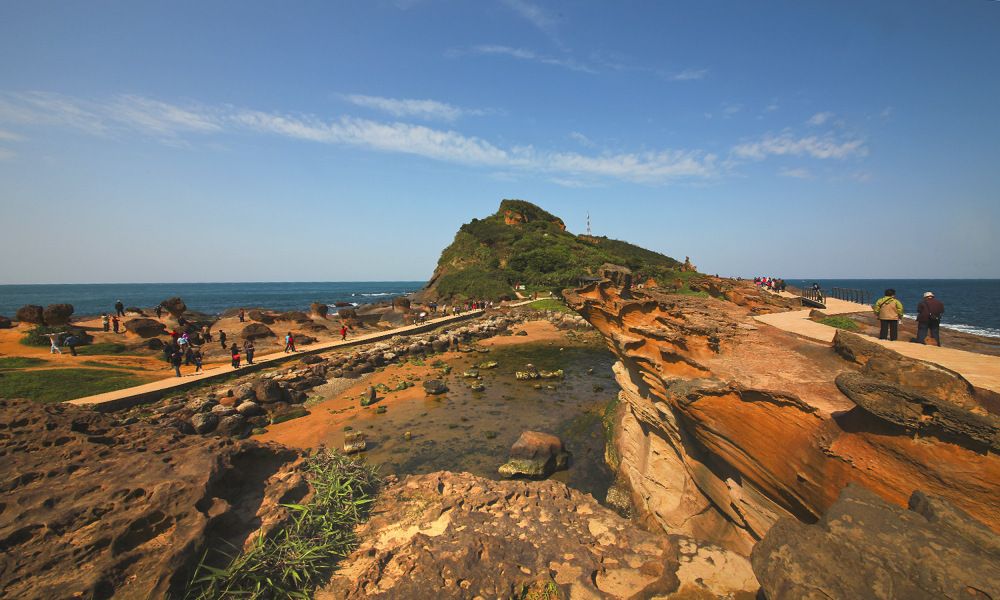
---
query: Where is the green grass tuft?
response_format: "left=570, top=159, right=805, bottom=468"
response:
left=0, top=356, right=48, bottom=369
left=0, top=368, right=143, bottom=402
left=818, top=317, right=862, bottom=330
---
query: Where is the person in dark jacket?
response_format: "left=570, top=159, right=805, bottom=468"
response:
left=916, top=291, right=945, bottom=346
left=171, top=348, right=183, bottom=377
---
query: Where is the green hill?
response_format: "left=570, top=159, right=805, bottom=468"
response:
left=416, top=199, right=697, bottom=301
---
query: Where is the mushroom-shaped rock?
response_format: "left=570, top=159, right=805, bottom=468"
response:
left=498, top=431, right=570, bottom=479
left=15, top=305, right=45, bottom=325
left=124, top=318, right=167, bottom=338
left=240, top=323, right=275, bottom=341
left=247, top=310, right=276, bottom=324
left=160, top=297, right=187, bottom=318
left=310, top=302, right=329, bottom=318
left=42, top=304, right=74, bottom=326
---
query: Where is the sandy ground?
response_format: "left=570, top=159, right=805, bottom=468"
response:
left=258, top=319, right=577, bottom=450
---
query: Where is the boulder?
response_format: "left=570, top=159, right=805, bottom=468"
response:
left=42, top=304, right=74, bottom=326
left=216, top=414, right=247, bottom=437
left=498, top=431, right=570, bottom=479
left=361, top=386, right=376, bottom=407
left=343, top=433, right=366, bottom=454
left=159, top=297, right=187, bottom=318
left=309, top=302, right=329, bottom=318
left=254, top=380, right=285, bottom=404
left=15, top=305, right=44, bottom=325
left=392, top=297, right=411, bottom=311
left=276, top=310, right=310, bottom=323
left=422, top=379, right=449, bottom=395
left=247, top=310, right=276, bottom=325
left=0, top=316, right=12, bottom=329
left=124, top=318, right=167, bottom=338
left=145, top=337, right=165, bottom=350
left=333, top=301, right=353, bottom=307
left=125, top=307, right=146, bottom=316
left=236, top=401, right=263, bottom=417
left=240, top=323, right=275, bottom=341
left=751, top=483, right=1000, bottom=600
left=379, top=310, right=407, bottom=327
left=338, top=307, right=361, bottom=328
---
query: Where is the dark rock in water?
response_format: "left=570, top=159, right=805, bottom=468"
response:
left=42, top=303, right=74, bottom=326
left=835, top=372, right=1000, bottom=451
left=159, top=296, right=187, bottom=318
left=422, top=379, right=449, bottom=395
left=328, top=471, right=759, bottom=600
left=310, top=302, right=329, bottom=318
left=751, top=483, right=1000, bottom=600
left=240, top=322, right=274, bottom=340
left=0, top=398, right=306, bottom=600
left=124, top=318, right=167, bottom=338
left=498, top=430, right=570, bottom=479
left=15, top=305, right=44, bottom=325
left=333, top=301, right=353, bottom=307
left=343, top=432, right=366, bottom=454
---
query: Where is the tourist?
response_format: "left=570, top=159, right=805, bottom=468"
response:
left=64, top=334, right=78, bottom=356
left=114, top=300, right=125, bottom=317
left=874, top=289, right=903, bottom=341
left=155, top=304, right=162, bottom=319
left=916, top=292, right=945, bottom=346
left=171, top=348, right=183, bottom=377
left=111, top=315, right=120, bottom=333
left=231, top=344, right=241, bottom=368
left=102, top=314, right=110, bottom=332
left=284, top=332, right=295, bottom=352
left=202, top=325, right=212, bottom=343
left=340, top=325, right=347, bottom=341
left=219, top=330, right=227, bottom=349
left=238, top=308, right=245, bottom=323
left=192, top=348, right=203, bottom=373
left=244, top=339, right=255, bottom=365
left=43, top=332, right=62, bottom=354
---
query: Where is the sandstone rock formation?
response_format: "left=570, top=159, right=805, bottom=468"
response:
left=563, top=266, right=1000, bottom=555
left=320, top=471, right=757, bottom=600
left=498, top=430, right=570, bottom=479
left=240, top=322, right=275, bottom=340
left=123, top=317, right=167, bottom=338
left=310, top=302, right=329, bottom=318
left=42, top=303, right=74, bottom=325
left=15, top=304, right=44, bottom=325
left=751, top=483, right=1000, bottom=600
left=247, top=309, right=276, bottom=324
left=159, top=296, right=187, bottom=318
left=0, top=398, right=307, bottom=600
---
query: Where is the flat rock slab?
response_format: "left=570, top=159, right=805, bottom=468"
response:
left=320, top=471, right=758, bottom=600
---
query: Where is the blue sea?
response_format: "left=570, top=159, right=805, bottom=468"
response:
left=794, top=279, right=999, bottom=339
left=0, top=281, right=425, bottom=319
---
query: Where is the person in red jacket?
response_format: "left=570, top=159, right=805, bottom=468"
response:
left=916, top=291, right=945, bottom=346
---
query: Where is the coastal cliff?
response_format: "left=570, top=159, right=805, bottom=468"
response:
left=563, top=266, right=1000, bottom=555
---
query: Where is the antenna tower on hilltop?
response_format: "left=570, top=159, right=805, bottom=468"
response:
left=587, top=211, right=591, bottom=235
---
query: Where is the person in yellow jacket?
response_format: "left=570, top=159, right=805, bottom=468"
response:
left=874, top=289, right=904, bottom=341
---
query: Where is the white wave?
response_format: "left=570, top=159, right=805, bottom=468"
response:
left=944, top=323, right=1000, bottom=340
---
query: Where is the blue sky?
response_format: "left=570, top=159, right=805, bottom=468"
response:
left=1, top=0, right=997, bottom=284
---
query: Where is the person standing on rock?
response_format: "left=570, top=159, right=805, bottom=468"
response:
left=874, top=289, right=904, bottom=342
left=43, top=332, right=62, bottom=354
left=114, top=300, right=125, bottom=317
left=916, top=291, right=945, bottom=346
left=102, top=314, right=110, bottom=332
left=219, top=330, right=227, bottom=349
left=244, top=339, right=255, bottom=365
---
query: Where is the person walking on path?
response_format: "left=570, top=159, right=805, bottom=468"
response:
left=916, top=291, right=945, bottom=346
left=171, top=348, right=183, bottom=377
left=114, top=300, right=125, bottom=317
left=284, top=332, right=296, bottom=352
left=874, top=289, right=904, bottom=341
left=43, top=332, right=62, bottom=354
left=102, top=314, right=110, bottom=332
left=243, top=340, right=255, bottom=365
left=340, top=325, right=347, bottom=341
left=230, top=344, right=241, bottom=368
left=219, top=330, right=227, bottom=350
left=193, top=348, right=203, bottom=373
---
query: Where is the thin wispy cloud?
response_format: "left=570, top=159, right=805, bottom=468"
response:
left=471, top=45, right=597, bottom=73
left=778, top=167, right=812, bottom=179
left=502, top=0, right=558, bottom=34
left=806, top=112, right=834, bottom=126
left=730, top=130, right=867, bottom=161
left=0, top=128, right=26, bottom=142
left=340, top=94, right=482, bottom=122
left=670, top=68, right=709, bottom=81
left=0, top=148, right=15, bottom=161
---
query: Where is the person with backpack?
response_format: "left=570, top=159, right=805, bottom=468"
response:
left=284, top=332, right=296, bottom=352
left=230, top=344, right=241, bottom=368
left=874, top=289, right=904, bottom=341
left=916, top=291, right=945, bottom=346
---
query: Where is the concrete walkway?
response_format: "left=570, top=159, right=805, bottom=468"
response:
left=753, top=296, right=1000, bottom=394
left=69, top=303, right=530, bottom=412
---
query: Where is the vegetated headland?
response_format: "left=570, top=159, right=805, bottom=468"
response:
left=2, top=199, right=999, bottom=600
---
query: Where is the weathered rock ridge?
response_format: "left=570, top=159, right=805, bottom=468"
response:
left=563, top=269, right=1000, bottom=555
left=0, top=398, right=307, bottom=599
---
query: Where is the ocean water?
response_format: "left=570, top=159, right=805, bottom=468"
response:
left=0, top=281, right=425, bottom=319
left=793, top=279, right=999, bottom=339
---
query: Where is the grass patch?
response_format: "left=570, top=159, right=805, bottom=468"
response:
left=181, top=451, right=378, bottom=600
left=271, top=409, right=309, bottom=425
left=0, top=368, right=144, bottom=402
left=75, top=342, right=131, bottom=355
left=0, top=356, right=48, bottom=369
left=529, top=298, right=573, bottom=313
left=818, top=317, right=862, bottom=330
left=79, top=360, right=149, bottom=371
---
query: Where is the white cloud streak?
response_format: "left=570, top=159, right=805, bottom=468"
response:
left=471, top=45, right=597, bottom=73
left=806, top=112, right=834, bottom=126
left=340, top=94, right=479, bottom=122
left=730, top=130, right=867, bottom=161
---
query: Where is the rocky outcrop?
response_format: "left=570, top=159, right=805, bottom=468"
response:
left=124, top=317, right=167, bottom=338
left=42, top=303, right=74, bottom=325
left=498, top=430, right=570, bottom=479
left=563, top=266, right=1000, bottom=555
left=240, top=322, right=275, bottom=340
left=0, top=398, right=307, bottom=600
left=320, top=471, right=757, bottom=600
left=751, top=483, right=1000, bottom=600
left=159, top=296, right=187, bottom=318
left=310, top=302, right=329, bottom=318
left=15, top=305, right=44, bottom=325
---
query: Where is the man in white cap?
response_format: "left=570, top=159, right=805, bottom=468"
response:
left=916, top=291, right=945, bottom=346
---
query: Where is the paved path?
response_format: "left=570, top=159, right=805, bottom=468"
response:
left=69, top=304, right=530, bottom=411
left=753, top=296, right=1000, bottom=394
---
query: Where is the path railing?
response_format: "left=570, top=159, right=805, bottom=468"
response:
left=831, top=287, right=871, bottom=306
left=799, top=287, right=826, bottom=305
